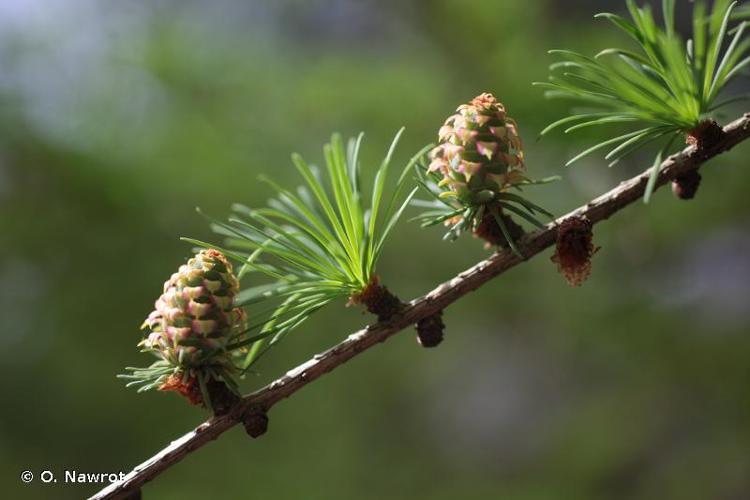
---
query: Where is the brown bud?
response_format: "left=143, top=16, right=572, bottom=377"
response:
left=243, top=411, right=269, bottom=438
left=686, top=120, right=724, bottom=151
left=671, top=170, right=702, bottom=200
left=206, top=379, right=240, bottom=416
left=348, top=276, right=404, bottom=321
left=551, top=216, right=599, bottom=287
left=473, top=205, right=525, bottom=249
left=416, top=310, right=445, bottom=348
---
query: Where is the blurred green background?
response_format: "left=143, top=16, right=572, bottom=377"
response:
left=2, top=1, right=749, bottom=499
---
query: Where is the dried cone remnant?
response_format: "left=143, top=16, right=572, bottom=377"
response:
left=429, top=93, right=527, bottom=247
left=473, top=206, right=525, bottom=249
left=416, top=310, right=445, bottom=348
left=551, top=216, right=598, bottom=287
left=141, top=249, right=246, bottom=413
left=349, top=276, right=404, bottom=321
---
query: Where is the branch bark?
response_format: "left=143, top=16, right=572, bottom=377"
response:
left=91, top=113, right=750, bottom=500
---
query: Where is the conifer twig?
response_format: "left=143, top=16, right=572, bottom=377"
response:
left=91, top=112, right=750, bottom=500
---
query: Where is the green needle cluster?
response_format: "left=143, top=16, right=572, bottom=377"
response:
left=537, top=0, right=749, bottom=201
left=188, top=130, right=423, bottom=372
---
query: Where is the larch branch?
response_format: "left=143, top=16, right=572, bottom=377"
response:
left=91, top=113, right=750, bottom=500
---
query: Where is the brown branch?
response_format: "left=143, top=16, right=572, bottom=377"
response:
left=91, top=113, right=750, bottom=500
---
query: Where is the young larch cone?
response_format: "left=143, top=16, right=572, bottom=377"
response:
left=429, top=93, right=528, bottom=246
left=551, top=216, right=599, bottom=287
left=429, top=92, right=524, bottom=205
left=140, top=249, right=246, bottom=409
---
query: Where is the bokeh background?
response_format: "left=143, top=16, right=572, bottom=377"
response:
left=2, top=1, right=750, bottom=499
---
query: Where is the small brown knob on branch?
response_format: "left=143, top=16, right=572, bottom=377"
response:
left=243, top=410, right=269, bottom=438
left=672, top=170, right=702, bottom=200
left=416, top=310, right=445, bottom=348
